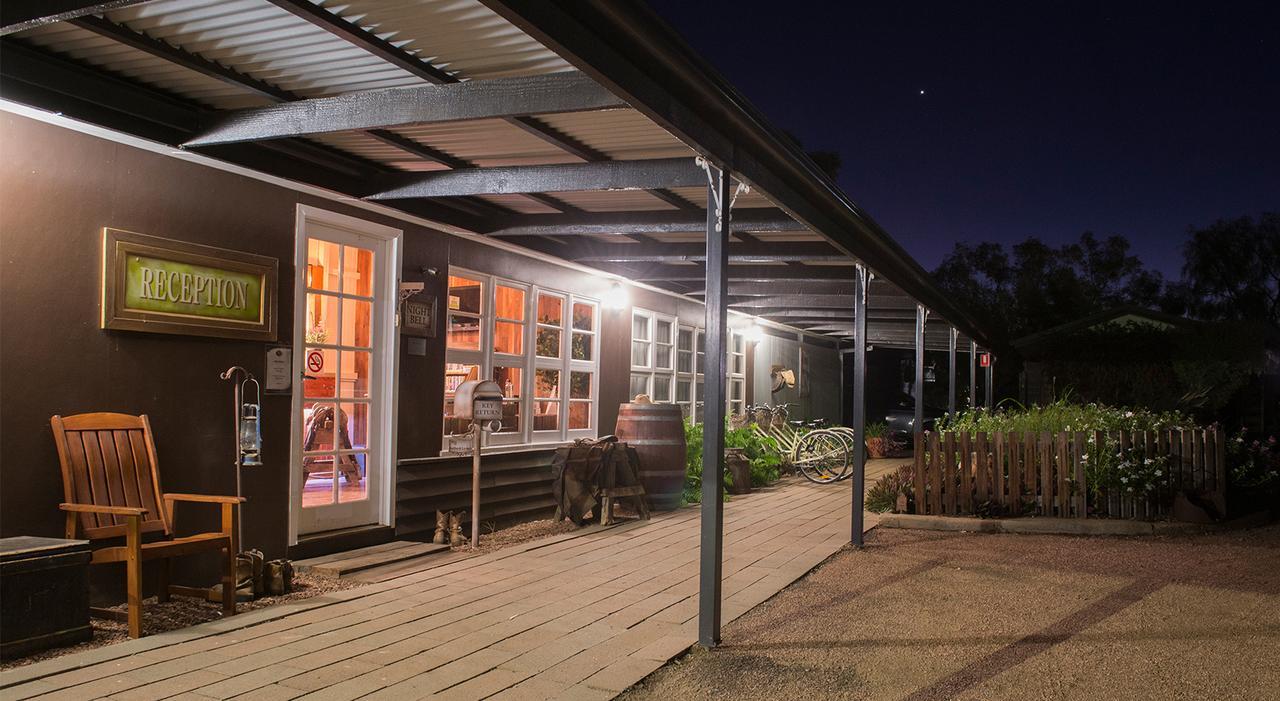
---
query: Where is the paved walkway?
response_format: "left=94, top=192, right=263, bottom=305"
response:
left=2, top=478, right=877, bottom=700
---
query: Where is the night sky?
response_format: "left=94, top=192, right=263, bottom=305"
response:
left=645, top=1, right=1280, bottom=277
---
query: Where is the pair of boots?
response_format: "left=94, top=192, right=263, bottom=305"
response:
left=433, top=510, right=469, bottom=548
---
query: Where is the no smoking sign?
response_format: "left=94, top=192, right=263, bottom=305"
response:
left=306, top=350, right=324, bottom=373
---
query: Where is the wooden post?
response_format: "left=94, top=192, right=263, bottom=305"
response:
left=913, top=433, right=926, bottom=514
left=1007, top=432, right=1021, bottom=515
left=1074, top=431, right=1087, bottom=518
left=929, top=431, right=942, bottom=515
left=959, top=432, right=972, bottom=514
left=126, top=514, right=142, bottom=639
left=1039, top=432, right=1052, bottom=516
left=994, top=430, right=1006, bottom=507
left=975, top=432, right=988, bottom=504
left=1214, top=427, right=1226, bottom=500
left=943, top=432, right=956, bottom=514
left=1193, top=430, right=1205, bottom=493
left=1056, top=431, right=1069, bottom=517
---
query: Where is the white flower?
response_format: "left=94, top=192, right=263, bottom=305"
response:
left=1121, top=476, right=1129, bottom=483
left=1154, top=470, right=1162, bottom=477
left=1124, top=411, right=1134, bottom=418
left=1127, top=486, right=1135, bottom=492
left=1144, top=458, right=1153, bottom=465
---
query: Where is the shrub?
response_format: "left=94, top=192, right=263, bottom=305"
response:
left=682, top=418, right=785, bottom=503
left=865, top=464, right=913, bottom=513
left=936, top=397, right=1190, bottom=435
left=1226, top=429, right=1280, bottom=495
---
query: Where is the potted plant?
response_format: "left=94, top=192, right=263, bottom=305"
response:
left=865, top=422, right=890, bottom=459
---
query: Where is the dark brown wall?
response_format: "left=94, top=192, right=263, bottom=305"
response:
left=0, top=115, right=773, bottom=586
left=0, top=114, right=452, bottom=570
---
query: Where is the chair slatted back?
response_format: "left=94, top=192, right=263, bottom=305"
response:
left=51, top=413, right=170, bottom=540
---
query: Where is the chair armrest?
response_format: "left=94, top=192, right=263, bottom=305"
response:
left=60, top=502, right=147, bottom=516
left=162, top=493, right=246, bottom=505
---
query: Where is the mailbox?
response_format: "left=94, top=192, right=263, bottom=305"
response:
left=454, top=379, right=504, bottom=421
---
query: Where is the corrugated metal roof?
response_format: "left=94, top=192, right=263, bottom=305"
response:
left=551, top=190, right=682, bottom=212
left=535, top=110, right=692, bottom=161
left=314, top=0, right=572, bottom=79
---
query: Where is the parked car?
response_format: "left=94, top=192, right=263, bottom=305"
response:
left=884, top=393, right=945, bottom=447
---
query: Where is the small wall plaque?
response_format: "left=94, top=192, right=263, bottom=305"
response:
left=400, top=296, right=437, bottom=338
left=101, top=228, right=277, bottom=341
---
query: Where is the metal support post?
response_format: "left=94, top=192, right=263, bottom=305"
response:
left=985, top=354, right=995, bottom=408
left=914, top=305, right=926, bottom=434
left=947, top=327, right=957, bottom=415
left=698, top=164, right=731, bottom=648
left=850, top=265, right=869, bottom=545
left=969, top=341, right=978, bottom=408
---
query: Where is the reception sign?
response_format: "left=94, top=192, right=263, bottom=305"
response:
left=101, top=228, right=277, bottom=341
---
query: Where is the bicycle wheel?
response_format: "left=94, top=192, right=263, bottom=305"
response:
left=824, top=427, right=861, bottom=481
left=792, top=429, right=850, bottom=484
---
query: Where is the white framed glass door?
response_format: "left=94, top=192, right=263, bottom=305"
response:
left=291, top=206, right=401, bottom=539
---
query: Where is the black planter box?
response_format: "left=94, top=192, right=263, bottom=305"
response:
left=1, top=537, right=92, bottom=660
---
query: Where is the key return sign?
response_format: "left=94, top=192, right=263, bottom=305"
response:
left=101, top=228, right=278, bottom=341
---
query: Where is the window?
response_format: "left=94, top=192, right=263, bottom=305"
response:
left=631, top=309, right=677, bottom=404
left=675, top=324, right=747, bottom=422
left=443, top=268, right=598, bottom=451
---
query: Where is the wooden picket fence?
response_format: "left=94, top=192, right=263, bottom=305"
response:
left=909, top=428, right=1226, bottom=519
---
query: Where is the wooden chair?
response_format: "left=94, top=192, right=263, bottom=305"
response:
left=50, top=412, right=243, bottom=638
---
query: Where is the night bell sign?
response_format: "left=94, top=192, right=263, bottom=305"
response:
left=102, top=228, right=278, bottom=341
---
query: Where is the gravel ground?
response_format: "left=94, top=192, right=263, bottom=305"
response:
left=621, top=523, right=1280, bottom=701
left=0, top=570, right=364, bottom=671
left=453, top=517, right=582, bottom=554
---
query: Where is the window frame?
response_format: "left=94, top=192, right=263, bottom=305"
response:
left=443, top=267, right=599, bottom=452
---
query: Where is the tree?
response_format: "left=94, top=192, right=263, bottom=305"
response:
left=932, top=232, right=1160, bottom=345
left=1182, top=213, right=1280, bottom=325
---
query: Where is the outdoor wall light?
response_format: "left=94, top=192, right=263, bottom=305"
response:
left=604, top=282, right=629, bottom=310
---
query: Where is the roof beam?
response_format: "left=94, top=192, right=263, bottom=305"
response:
left=484, top=208, right=802, bottom=237
left=570, top=241, right=842, bottom=263
left=184, top=71, right=624, bottom=148
left=635, top=264, right=854, bottom=282
left=367, top=158, right=703, bottom=199
left=264, top=0, right=690, bottom=215
left=0, top=0, right=148, bottom=36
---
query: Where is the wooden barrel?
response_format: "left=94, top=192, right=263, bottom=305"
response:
left=614, top=403, right=687, bottom=510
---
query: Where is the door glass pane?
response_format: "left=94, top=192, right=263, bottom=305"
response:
left=341, top=299, right=372, bottom=348
left=537, top=294, right=563, bottom=325
left=572, top=332, right=593, bottom=361
left=536, top=328, right=561, bottom=358
left=494, top=321, right=524, bottom=355
left=572, top=302, right=595, bottom=331
left=569, top=401, right=590, bottom=430
left=448, top=315, right=481, bottom=350
left=301, top=401, right=336, bottom=509
left=338, top=350, right=372, bottom=399
left=342, top=246, right=374, bottom=297
left=495, top=285, right=526, bottom=320
left=448, top=275, right=483, bottom=314
left=305, top=294, right=339, bottom=346
left=630, top=373, right=649, bottom=399
left=676, top=379, right=691, bottom=402
left=338, top=402, right=370, bottom=451
left=302, top=347, right=336, bottom=398
left=337, top=453, right=368, bottom=503
left=306, top=239, right=341, bottom=292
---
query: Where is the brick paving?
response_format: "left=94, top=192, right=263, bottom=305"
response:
left=1, top=478, right=876, bottom=700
